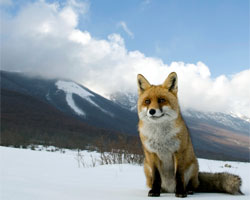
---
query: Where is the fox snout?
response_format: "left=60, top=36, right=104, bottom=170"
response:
left=147, top=108, right=163, bottom=118
left=139, top=105, right=178, bottom=123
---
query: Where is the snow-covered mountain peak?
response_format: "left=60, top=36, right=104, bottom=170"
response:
left=109, top=92, right=137, bottom=111
left=229, top=111, right=250, bottom=123
left=55, top=80, right=112, bottom=117
left=182, top=109, right=250, bottom=134
left=56, top=80, right=94, bottom=99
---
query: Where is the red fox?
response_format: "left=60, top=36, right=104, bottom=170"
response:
left=137, top=72, right=243, bottom=197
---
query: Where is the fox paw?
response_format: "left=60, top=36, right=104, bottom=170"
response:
left=175, top=192, right=187, bottom=198
left=148, top=189, right=160, bottom=197
left=187, top=190, right=194, bottom=195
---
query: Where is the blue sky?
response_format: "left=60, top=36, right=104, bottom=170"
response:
left=1, top=0, right=249, bottom=77
left=78, top=0, right=249, bottom=77
left=1, top=0, right=250, bottom=116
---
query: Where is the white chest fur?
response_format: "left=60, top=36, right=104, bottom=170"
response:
left=140, top=121, right=180, bottom=159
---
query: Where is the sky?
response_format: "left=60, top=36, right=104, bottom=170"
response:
left=0, top=0, right=249, bottom=117
left=84, top=0, right=249, bottom=77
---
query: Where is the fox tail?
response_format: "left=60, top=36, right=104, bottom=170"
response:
left=196, top=172, right=243, bottom=195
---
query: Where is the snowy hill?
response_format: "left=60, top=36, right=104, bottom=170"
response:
left=1, top=146, right=249, bottom=200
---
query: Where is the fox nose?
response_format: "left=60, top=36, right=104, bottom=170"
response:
left=149, top=109, right=156, bottom=115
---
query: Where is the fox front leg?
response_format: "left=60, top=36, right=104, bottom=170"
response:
left=175, top=170, right=187, bottom=198
left=148, top=167, right=161, bottom=197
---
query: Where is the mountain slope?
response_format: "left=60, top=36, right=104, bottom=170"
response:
left=183, top=109, right=249, bottom=135
left=1, top=88, right=138, bottom=149
left=1, top=71, right=138, bottom=135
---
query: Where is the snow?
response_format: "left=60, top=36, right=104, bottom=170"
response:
left=66, top=92, right=86, bottom=115
left=182, top=109, right=250, bottom=132
left=1, top=146, right=250, bottom=200
left=55, top=80, right=112, bottom=117
left=229, top=111, right=250, bottom=123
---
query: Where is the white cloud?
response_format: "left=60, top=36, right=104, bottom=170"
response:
left=118, top=21, right=134, bottom=38
left=1, top=0, right=250, bottom=118
left=69, top=29, right=91, bottom=45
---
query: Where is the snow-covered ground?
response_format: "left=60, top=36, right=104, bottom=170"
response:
left=1, top=146, right=249, bottom=200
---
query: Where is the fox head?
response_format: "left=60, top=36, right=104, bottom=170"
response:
left=137, top=72, right=180, bottom=123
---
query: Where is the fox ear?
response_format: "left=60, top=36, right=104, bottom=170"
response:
left=137, top=74, right=151, bottom=94
left=163, top=72, right=178, bottom=94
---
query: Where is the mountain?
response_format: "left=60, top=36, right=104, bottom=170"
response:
left=1, top=71, right=138, bottom=135
left=110, top=92, right=137, bottom=111
left=109, top=92, right=250, bottom=162
left=1, top=88, right=114, bottom=148
left=1, top=70, right=142, bottom=153
left=182, top=109, right=250, bottom=135
left=1, top=71, right=249, bottom=162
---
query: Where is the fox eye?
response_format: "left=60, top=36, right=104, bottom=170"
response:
left=158, top=98, right=166, bottom=103
left=145, top=99, right=151, bottom=105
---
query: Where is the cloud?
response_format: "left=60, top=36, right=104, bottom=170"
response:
left=117, top=21, right=134, bottom=38
left=1, top=0, right=250, bottom=118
